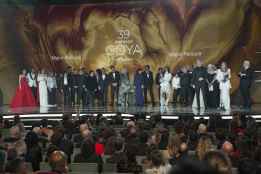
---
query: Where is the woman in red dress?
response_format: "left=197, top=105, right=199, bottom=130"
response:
left=10, top=69, right=37, bottom=108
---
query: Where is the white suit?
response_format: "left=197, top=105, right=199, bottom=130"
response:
left=217, top=69, right=231, bottom=110
left=160, top=72, right=172, bottom=106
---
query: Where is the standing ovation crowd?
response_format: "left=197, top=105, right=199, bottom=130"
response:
left=10, top=59, right=254, bottom=111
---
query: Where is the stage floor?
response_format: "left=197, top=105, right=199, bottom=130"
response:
left=0, top=104, right=259, bottom=116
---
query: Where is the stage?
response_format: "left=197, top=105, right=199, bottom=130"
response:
left=1, top=104, right=260, bottom=116
left=1, top=104, right=261, bottom=128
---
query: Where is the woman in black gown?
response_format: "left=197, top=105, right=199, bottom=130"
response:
left=206, top=64, right=220, bottom=108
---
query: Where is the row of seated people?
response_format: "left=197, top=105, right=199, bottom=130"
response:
left=0, top=113, right=260, bottom=174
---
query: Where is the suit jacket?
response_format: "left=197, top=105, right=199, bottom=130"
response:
left=86, top=75, right=98, bottom=92
left=78, top=74, right=87, bottom=88
left=72, top=73, right=80, bottom=88
left=63, top=72, right=73, bottom=88
left=192, top=67, right=207, bottom=87
left=142, top=71, right=154, bottom=87
left=109, top=71, right=120, bottom=85
left=239, top=68, right=254, bottom=88
left=156, top=72, right=163, bottom=85
left=98, top=73, right=110, bottom=91
left=180, top=72, right=192, bottom=87
left=56, top=74, right=64, bottom=90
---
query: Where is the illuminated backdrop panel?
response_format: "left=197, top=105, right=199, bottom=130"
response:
left=0, top=0, right=261, bottom=104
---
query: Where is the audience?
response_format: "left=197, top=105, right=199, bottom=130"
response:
left=145, top=150, right=171, bottom=174
left=0, top=113, right=260, bottom=174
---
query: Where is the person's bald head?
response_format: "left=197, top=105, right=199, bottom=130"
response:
left=180, top=142, right=188, bottom=153
left=222, top=141, right=234, bottom=155
left=49, top=150, right=68, bottom=173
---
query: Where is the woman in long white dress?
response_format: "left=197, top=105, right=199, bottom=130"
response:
left=37, top=69, right=48, bottom=107
left=217, top=62, right=231, bottom=110
left=160, top=67, right=172, bottom=106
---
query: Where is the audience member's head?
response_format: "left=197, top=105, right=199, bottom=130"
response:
left=32, top=126, right=41, bottom=135
left=50, top=128, right=64, bottom=146
left=48, top=151, right=68, bottom=174
left=222, top=141, right=234, bottom=155
left=81, top=128, right=92, bottom=140
left=114, top=138, right=124, bottom=152
left=168, top=134, right=181, bottom=157
left=25, top=131, right=39, bottom=148
left=10, top=126, right=21, bottom=139
left=41, top=118, right=48, bottom=128
left=148, top=150, right=166, bottom=168
left=169, top=159, right=217, bottom=174
left=127, top=120, right=136, bottom=128
left=174, top=121, right=185, bottom=135
left=79, top=123, right=89, bottom=133
left=180, top=142, right=188, bottom=154
left=5, top=158, right=28, bottom=174
left=13, top=115, right=21, bottom=125
left=197, top=123, right=207, bottom=135
left=196, top=136, right=213, bottom=160
left=204, top=151, right=232, bottom=174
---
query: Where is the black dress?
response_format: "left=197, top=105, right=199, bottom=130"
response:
left=206, top=73, right=220, bottom=108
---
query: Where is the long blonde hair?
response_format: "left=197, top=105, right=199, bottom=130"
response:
left=196, top=136, right=213, bottom=160
left=167, top=134, right=181, bottom=157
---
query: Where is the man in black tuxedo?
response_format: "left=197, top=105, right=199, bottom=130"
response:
left=143, top=65, right=155, bottom=105
left=180, top=66, right=191, bottom=106
left=98, top=68, right=110, bottom=106
left=78, top=68, right=88, bottom=106
left=155, top=67, right=163, bottom=102
left=192, top=59, right=207, bottom=109
left=56, top=72, right=64, bottom=105
left=86, top=70, right=98, bottom=107
left=63, top=66, right=73, bottom=106
left=109, top=66, right=120, bottom=106
left=239, top=60, right=254, bottom=109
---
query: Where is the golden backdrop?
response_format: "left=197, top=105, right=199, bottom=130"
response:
left=0, top=0, right=261, bottom=104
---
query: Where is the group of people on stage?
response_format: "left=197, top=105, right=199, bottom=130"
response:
left=10, top=59, right=254, bottom=110
left=157, top=59, right=253, bottom=111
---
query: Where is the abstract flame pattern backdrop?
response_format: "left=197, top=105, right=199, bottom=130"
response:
left=0, top=0, right=261, bottom=104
